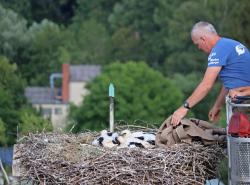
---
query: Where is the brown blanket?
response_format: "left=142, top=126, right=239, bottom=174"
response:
left=155, top=116, right=226, bottom=148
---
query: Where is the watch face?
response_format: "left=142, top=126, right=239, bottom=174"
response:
left=183, top=101, right=190, bottom=109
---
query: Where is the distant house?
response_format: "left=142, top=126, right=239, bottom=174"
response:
left=25, top=64, right=101, bottom=130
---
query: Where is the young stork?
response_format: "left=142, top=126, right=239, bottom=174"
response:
left=130, top=130, right=156, bottom=145
left=117, top=129, right=155, bottom=149
left=92, top=130, right=120, bottom=148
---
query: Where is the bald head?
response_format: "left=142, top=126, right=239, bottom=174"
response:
left=191, top=21, right=217, bottom=37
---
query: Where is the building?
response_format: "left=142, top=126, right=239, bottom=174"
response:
left=25, top=64, right=101, bottom=130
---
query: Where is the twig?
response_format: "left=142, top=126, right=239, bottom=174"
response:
left=0, top=159, right=9, bottom=184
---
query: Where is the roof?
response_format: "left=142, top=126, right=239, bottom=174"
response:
left=25, top=87, right=64, bottom=104
left=70, top=65, right=101, bottom=82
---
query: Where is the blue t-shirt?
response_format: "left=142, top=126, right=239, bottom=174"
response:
left=207, top=37, right=250, bottom=89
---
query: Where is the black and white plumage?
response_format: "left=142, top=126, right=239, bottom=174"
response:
left=129, top=130, right=156, bottom=145
left=92, top=130, right=120, bottom=148
left=92, top=129, right=156, bottom=149
left=117, top=130, right=156, bottom=149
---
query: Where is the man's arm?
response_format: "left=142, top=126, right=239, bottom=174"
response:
left=171, top=66, right=221, bottom=125
left=208, top=85, right=228, bottom=122
left=185, top=66, right=222, bottom=107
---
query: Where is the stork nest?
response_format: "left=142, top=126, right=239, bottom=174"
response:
left=14, top=131, right=225, bottom=185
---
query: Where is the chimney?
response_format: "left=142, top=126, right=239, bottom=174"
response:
left=62, top=63, right=70, bottom=103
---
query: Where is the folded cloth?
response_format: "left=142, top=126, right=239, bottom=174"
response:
left=155, top=116, right=226, bottom=148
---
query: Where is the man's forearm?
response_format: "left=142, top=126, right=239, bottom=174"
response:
left=213, top=85, right=228, bottom=109
left=184, top=67, right=221, bottom=108
left=186, top=81, right=213, bottom=108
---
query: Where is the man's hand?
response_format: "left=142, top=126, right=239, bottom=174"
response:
left=229, top=89, right=246, bottom=99
left=208, top=106, right=221, bottom=122
left=171, top=107, right=189, bottom=126
left=229, top=89, right=239, bottom=99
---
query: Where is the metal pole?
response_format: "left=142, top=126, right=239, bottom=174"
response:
left=109, top=83, right=115, bottom=132
left=109, top=97, right=114, bottom=132
left=226, top=96, right=232, bottom=185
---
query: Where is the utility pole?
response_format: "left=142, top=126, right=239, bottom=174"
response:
left=109, top=83, right=115, bottom=132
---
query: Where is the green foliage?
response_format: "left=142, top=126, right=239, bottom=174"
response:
left=21, top=19, right=67, bottom=85
left=70, top=62, right=183, bottom=131
left=0, top=56, right=53, bottom=145
left=0, top=56, right=26, bottom=106
left=0, top=118, right=7, bottom=146
left=108, top=0, right=165, bottom=64
left=217, top=157, right=228, bottom=185
left=0, top=4, right=28, bottom=61
left=0, top=56, right=26, bottom=145
left=221, top=1, right=250, bottom=47
left=108, top=0, right=159, bottom=31
left=0, top=0, right=76, bottom=25
left=218, top=108, right=227, bottom=128
left=155, top=1, right=203, bottom=74
left=111, top=27, right=144, bottom=62
left=163, top=51, right=207, bottom=77
left=75, top=0, right=119, bottom=27
left=19, top=108, right=53, bottom=135
left=0, top=0, right=31, bottom=20
left=27, top=0, right=76, bottom=25
left=0, top=86, right=19, bottom=135
left=67, top=19, right=112, bottom=65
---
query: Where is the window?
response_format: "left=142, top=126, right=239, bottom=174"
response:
left=54, top=108, right=63, bottom=115
left=41, top=108, right=52, bottom=117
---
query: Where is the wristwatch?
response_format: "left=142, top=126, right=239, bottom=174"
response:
left=183, top=101, right=191, bottom=109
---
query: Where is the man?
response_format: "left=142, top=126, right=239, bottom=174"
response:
left=229, top=86, right=250, bottom=99
left=171, top=21, right=250, bottom=126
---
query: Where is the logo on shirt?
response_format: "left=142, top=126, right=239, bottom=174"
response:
left=235, top=44, right=245, bottom=55
left=208, top=52, right=219, bottom=65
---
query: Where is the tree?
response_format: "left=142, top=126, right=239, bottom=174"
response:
left=21, top=19, right=67, bottom=85
left=0, top=86, right=19, bottom=143
left=220, top=0, right=250, bottom=47
left=69, top=61, right=183, bottom=131
left=0, top=56, right=26, bottom=145
left=0, top=4, right=28, bottom=62
left=67, top=19, right=112, bottom=65
left=0, top=118, right=7, bottom=146
left=19, top=108, right=53, bottom=135
left=0, top=56, right=54, bottom=145
left=111, top=27, right=144, bottom=62
left=0, top=0, right=76, bottom=25
left=74, top=0, right=119, bottom=28
left=0, top=56, right=25, bottom=108
left=108, top=0, right=165, bottom=65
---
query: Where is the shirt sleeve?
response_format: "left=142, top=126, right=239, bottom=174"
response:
left=207, top=45, right=230, bottom=67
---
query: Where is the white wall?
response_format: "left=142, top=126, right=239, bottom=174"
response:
left=69, top=81, right=89, bottom=106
